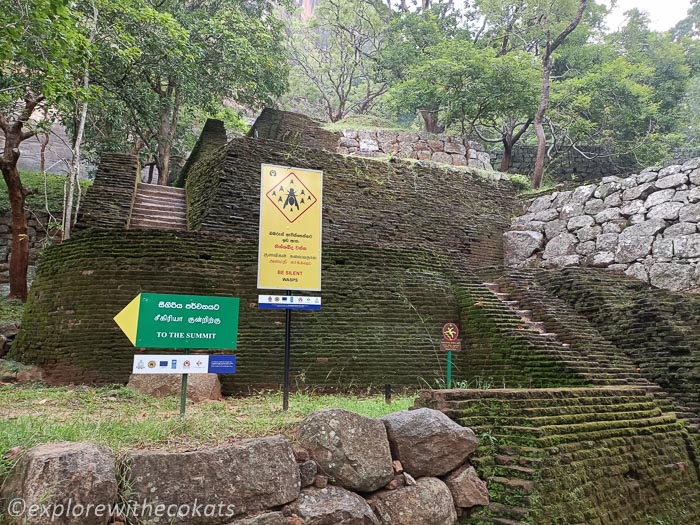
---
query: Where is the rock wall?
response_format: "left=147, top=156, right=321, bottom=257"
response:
left=418, top=387, right=700, bottom=524
left=494, top=145, right=638, bottom=181
left=338, top=130, right=493, bottom=170
left=504, top=158, right=700, bottom=292
left=249, top=108, right=340, bottom=152
left=1, top=408, right=487, bottom=525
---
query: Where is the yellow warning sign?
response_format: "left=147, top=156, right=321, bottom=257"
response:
left=258, top=164, right=323, bottom=291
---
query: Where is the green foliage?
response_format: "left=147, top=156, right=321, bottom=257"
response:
left=0, top=171, right=91, bottom=215
left=509, top=174, right=532, bottom=192
left=0, top=297, right=24, bottom=323
left=321, top=114, right=410, bottom=132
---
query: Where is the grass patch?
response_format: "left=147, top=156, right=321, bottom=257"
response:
left=0, top=298, right=23, bottom=324
left=0, top=171, right=92, bottom=215
left=322, top=115, right=411, bottom=132
left=0, top=383, right=415, bottom=481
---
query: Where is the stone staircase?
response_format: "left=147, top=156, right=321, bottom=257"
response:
left=129, top=184, right=187, bottom=231
left=480, top=280, right=654, bottom=389
left=417, top=388, right=700, bottom=525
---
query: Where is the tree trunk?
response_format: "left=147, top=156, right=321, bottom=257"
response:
left=156, top=83, right=180, bottom=186
left=419, top=110, right=443, bottom=134
left=532, top=0, right=587, bottom=188
left=500, top=139, right=513, bottom=172
left=532, top=58, right=552, bottom=189
left=1, top=143, right=29, bottom=301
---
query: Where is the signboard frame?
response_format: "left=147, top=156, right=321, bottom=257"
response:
left=257, top=163, right=323, bottom=292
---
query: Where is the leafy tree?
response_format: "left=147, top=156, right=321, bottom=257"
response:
left=388, top=40, right=539, bottom=169
left=0, top=0, right=87, bottom=300
left=283, top=0, right=389, bottom=123
left=86, top=0, right=287, bottom=184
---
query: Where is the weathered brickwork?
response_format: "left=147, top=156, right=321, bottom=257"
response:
left=249, top=108, right=340, bottom=152
left=418, top=388, right=700, bottom=525
left=74, top=152, right=139, bottom=231
left=175, top=118, right=227, bottom=190
left=12, top=136, right=524, bottom=390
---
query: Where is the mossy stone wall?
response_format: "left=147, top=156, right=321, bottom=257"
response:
left=418, top=388, right=700, bottom=525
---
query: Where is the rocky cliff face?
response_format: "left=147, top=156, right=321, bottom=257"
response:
left=505, top=158, right=700, bottom=291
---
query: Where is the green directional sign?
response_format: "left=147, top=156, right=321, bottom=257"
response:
left=114, top=293, right=239, bottom=349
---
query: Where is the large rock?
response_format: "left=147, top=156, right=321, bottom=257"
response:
left=664, top=222, right=697, bottom=238
left=649, top=263, right=696, bottom=291
left=1, top=442, right=117, bottom=525
left=125, top=436, right=300, bottom=524
left=503, top=231, right=543, bottom=266
left=295, top=486, right=379, bottom=525
left=444, top=464, right=489, bottom=509
left=615, top=235, right=654, bottom=264
left=647, top=201, right=684, bottom=220
left=679, top=203, right=700, bottom=223
left=369, top=477, right=457, bottom=525
left=570, top=184, right=597, bottom=204
left=619, top=219, right=667, bottom=239
left=543, top=233, right=578, bottom=259
left=567, top=215, right=594, bottom=231
left=673, top=234, right=700, bottom=258
left=382, top=408, right=476, bottom=477
left=644, top=189, right=676, bottom=209
left=298, top=409, right=393, bottom=492
left=655, top=171, right=688, bottom=189
left=127, top=373, right=222, bottom=402
left=622, top=182, right=655, bottom=201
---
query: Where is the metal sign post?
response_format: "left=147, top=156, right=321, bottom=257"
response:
left=441, top=323, right=462, bottom=389
left=257, top=164, right=323, bottom=411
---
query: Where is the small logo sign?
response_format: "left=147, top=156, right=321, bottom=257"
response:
left=148, top=360, right=157, bottom=369
left=159, top=361, right=168, bottom=367
left=171, top=360, right=177, bottom=369
left=183, top=360, right=191, bottom=368
left=442, top=323, right=459, bottom=342
left=136, top=360, right=145, bottom=370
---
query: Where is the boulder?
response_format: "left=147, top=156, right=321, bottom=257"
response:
left=649, top=263, right=696, bottom=292
left=295, top=486, right=379, bottom=525
left=647, top=202, right=684, bottom=220
left=625, top=263, right=649, bottom=283
left=594, top=208, right=623, bottom=224
left=444, top=465, right=489, bottom=509
left=511, top=221, right=544, bottom=233
left=619, top=219, right=667, bottom=239
left=673, top=234, right=700, bottom=258
left=1, top=442, right=117, bottom=525
left=543, top=233, right=578, bottom=259
left=544, top=219, right=568, bottom=239
left=369, top=477, right=457, bottom=525
left=552, top=191, right=573, bottom=208
left=528, top=194, right=555, bottom=213
left=655, top=172, right=688, bottom=189
left=615, top=235, right=654, bottom=264
left=691, top=168, right=700, bottom=186
left=570, top=184, right=597, bottom=204
left=688, top=187, right=700, bottom=203
left=622, top=182, right=655, bottom=201
left=382, top=408, right=477, bottom=478
left=594, top=182, right=620, bottom=199
left=503, top=231, right=543, bottom=266
left=567, top=215, right=595, bottom=231
left=658, top=165, right=682, bottom=178
left=619, top=200, right=645, bottom=217
left=127, top=373, right=222, bottom=402
left=583, top=198, right=606, bottom=215
left=596, top=233, right=620, bottom=252
left=679, top=203, right=700, bottom=223
left=298, top=409, right=393, bottom=492
left=530, top=208, right=559, bottom=222
left=621, top=176, right=638, bottom=189
left=603, top=192, right=622, bottom=208
left=591, top=252, right=615, bottom=267
left=576, top=241, right=596, bottom=256
left=125, top=436, right=300, bottom=524
left=576, top=225, right=602, bottom=243
left=644, top=189, right=676, bottom=209
left=652, top=238, right=674, bottom=261
left=559, top=203, right=584, bottom=220
left=664, top=222, right=697, bottom=238
left=225, top=513, right=287, bottom=525
left=682, top=158, right=700, bottom=171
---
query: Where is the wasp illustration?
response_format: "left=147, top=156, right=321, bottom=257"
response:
left=283, top=188, right=300, bottom=211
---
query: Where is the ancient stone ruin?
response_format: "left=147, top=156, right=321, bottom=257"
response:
left=6, top=108, right=700, bottom=523
left=505, top=159, right=700, bottom=291
left=1, top=408, right=487, bottom=525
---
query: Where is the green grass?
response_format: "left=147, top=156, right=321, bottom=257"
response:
left=321, top=115, right=411, bottom=132
left=0, top=171, right=92, bottom=215
left=0, top=298, right=23, bottom=323
left=0, top=383, right=415, bottom=481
